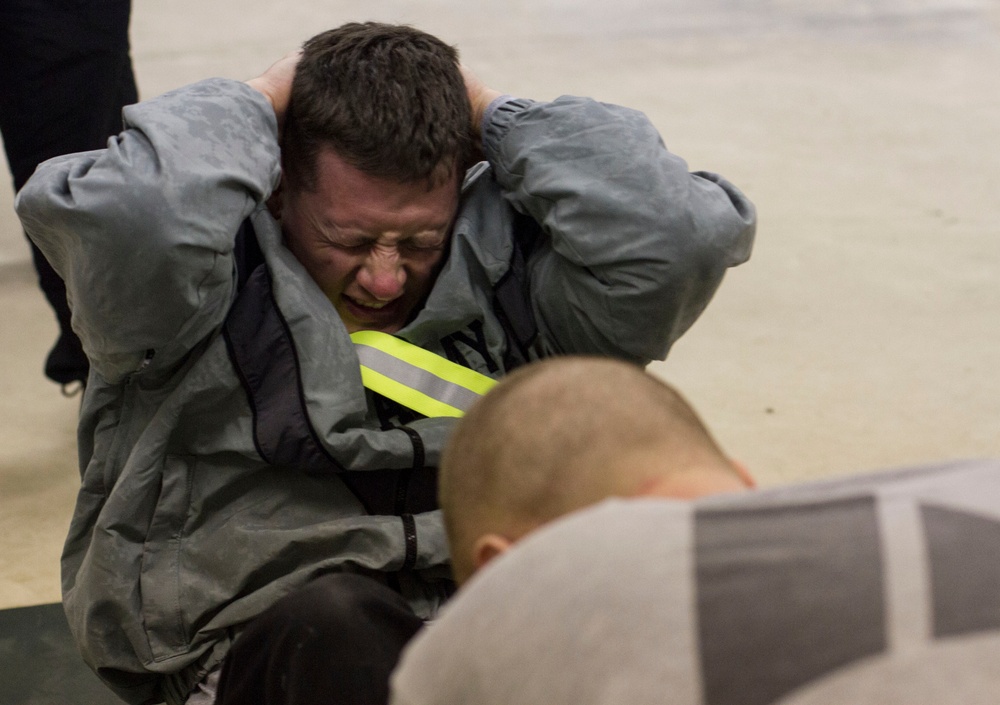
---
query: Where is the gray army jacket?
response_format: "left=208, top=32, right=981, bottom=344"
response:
left=16, top=78, right=755, bottom=704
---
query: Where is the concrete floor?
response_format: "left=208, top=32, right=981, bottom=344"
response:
left=1, top=0, right=999, bottom=611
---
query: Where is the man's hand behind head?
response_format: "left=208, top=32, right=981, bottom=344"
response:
left=246, top=49, right=303, bottom=134
left=460, top=65, right=503, bottom=149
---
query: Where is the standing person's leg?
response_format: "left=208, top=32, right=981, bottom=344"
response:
left=0, top=0, right=137, bottom=388
left=212, top=573, right=424, bottom=705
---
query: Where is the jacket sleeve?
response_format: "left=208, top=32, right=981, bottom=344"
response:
left=15, top=78, right=281, bottom=383
left=481, top=96, right=756, bottom=365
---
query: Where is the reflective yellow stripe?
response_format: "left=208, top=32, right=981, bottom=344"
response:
left=350, top=331, right=498, bottom=417
left=356, top=366, right=466, bottom=418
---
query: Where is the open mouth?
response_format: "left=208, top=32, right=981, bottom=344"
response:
left=345, top=296, right=390, bottom=310
left=342, top=295, right=403, bottom=324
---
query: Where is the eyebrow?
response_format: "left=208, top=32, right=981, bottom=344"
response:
left=320, top=224, right=450, bottom=249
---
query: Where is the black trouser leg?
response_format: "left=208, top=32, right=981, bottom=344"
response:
left=215, top=573, right=424, bottom=705
left=0, top=0, right=137, bottom=386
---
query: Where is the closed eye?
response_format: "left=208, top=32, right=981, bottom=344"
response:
left=331, top=241, right=372, bottom=253
left=400, top=240, right=446, bottom=254
left=321, top=230, right=373, bottom=252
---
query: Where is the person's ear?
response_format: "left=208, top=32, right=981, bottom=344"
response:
left=730, top=458, right=756, bottom=489
left=266, top=173, right=284, bottom=220
left=471, top=533, right=513, bottom=574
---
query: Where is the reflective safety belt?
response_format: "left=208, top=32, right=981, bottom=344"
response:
left=350, top=331, right=498, bottom=417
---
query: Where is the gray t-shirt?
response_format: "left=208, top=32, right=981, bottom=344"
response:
left=390, top=459, right=1000, bottom=705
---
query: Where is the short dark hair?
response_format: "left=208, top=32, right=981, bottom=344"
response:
left=283, top=22, right=471, bottom=189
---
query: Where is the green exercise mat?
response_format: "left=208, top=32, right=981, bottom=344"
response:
left=0, top=603, right=120, bottom=704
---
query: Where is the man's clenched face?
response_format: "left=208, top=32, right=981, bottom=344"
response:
left=281, top=147, right=461, bottom=334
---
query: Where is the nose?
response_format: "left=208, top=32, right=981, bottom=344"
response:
left=357, top=247, right=406, bottom=301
